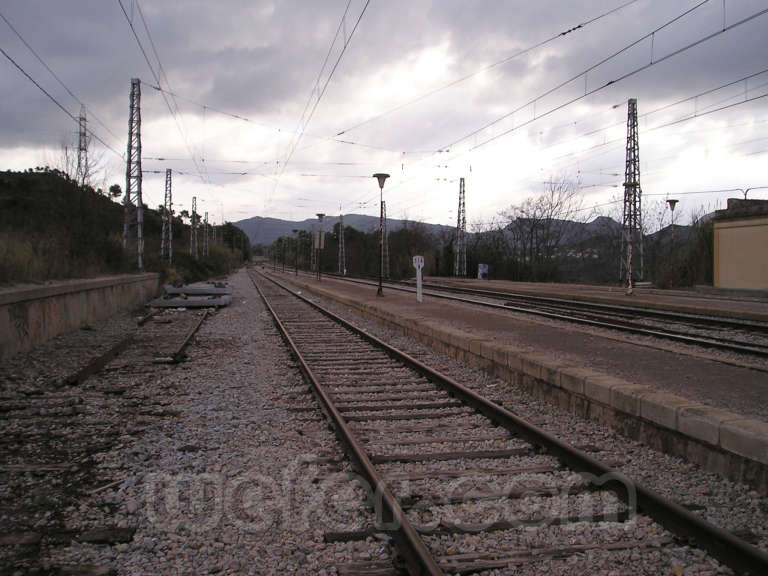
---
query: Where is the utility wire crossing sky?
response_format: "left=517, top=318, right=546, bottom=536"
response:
left=1, top=0, right=767, bottom=229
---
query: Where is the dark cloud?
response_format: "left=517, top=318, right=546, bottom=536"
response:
left=1, top=0, right=766, bottom=221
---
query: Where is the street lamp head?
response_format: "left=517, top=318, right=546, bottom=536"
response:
left=316, top=213, right=325, bottom=222
left=666, top=199, right=679, bottom=211
left=373, top=173, right=390, bottom=190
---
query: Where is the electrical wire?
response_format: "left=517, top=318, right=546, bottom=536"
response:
left=468, top=4, right=768, bottom=151
left=333, top=0, right=640, bottom=137
left=278, top=0, right=372, bottom=181
left=447, top=0, right=715, bottom=152
left=116, top=0, right=209, bottom=188
left=0, top=45, right=122, bottom=158
left=0, top=9, right=123, bottom=145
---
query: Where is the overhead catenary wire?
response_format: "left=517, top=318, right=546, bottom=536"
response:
left=0, top=45, right=122, bottom=158
left=446, top=0, right=715, bottom=152
left=116, top=0, right=209, bottom=190
left=333, top=0, right=640, bottom=137
left=381, top=0, right=768, bottom=206
left=277, top=0, right=372, bottom=184
left=467, top=4, right=768, bottom=151
left=0, top=9, right=123, bottom=145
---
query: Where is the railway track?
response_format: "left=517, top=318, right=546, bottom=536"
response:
left=0, top=306, right=210, bottom=574
left=250, top=269, right=768, bottom=575
left=297, top=271, right=768, bottom=361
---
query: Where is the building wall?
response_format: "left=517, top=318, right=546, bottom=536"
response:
left=714, top=217, right=768, bottom=290
left=0, top=273, right=160, bottom=360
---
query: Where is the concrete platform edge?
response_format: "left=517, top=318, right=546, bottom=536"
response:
left=0, top=273, right=160, bottom=360
left=278, top=273, right=768, bottom=494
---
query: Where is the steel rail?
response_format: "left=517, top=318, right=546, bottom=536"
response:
left=305, top=272, right=768, bottom=358
left=61, top=336, right=134, bottom=386
left=257, top=269, right=768, bottom=576
left=248, top=271, right=443, bottom=576
left=413, top=279, right=768, bottom=332
left=320, top=271, right=768, bottom=331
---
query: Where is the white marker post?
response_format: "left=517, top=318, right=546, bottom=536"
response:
left=412, top=255, right=424, bottom=303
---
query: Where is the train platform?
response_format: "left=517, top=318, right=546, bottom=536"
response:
left=421, top=277, right=768, bottom=322
left=267, top=269, right=768, bottom=493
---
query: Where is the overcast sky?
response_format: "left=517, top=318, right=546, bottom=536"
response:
left=2, top=0, right=768, bottom=229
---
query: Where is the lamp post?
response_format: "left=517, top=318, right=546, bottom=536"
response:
left=666, top=198, right=678, bottom=247
left=292, top=229, right=298, bottom=276
left=316, top=213, right=325, bottom=281
left=373, top=173, right=390, bottom=296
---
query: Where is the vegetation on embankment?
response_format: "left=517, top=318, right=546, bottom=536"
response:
left=0, top=168, right=251, bottom=285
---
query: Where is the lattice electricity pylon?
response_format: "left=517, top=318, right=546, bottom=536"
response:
left=203, top=211, right=209, bottom=257
left=619, top=98, right=643, bottom=288
left=454, top=177, right=467, bottom=277
left=338, top=213, right=346, bottom=275
left=190, top=196, right=199, bottom=259
left=160, top=168, right=173, bottom=264
left=382, top=201, right=390, bottom=279
left=122, top=78, right=144, bottom=270
left=75, top=104, right=88, bottom=187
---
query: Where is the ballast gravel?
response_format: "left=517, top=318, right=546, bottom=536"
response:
left=1, top=269, right=393, bottom=575
left=293, top=281, right=768, bottom=559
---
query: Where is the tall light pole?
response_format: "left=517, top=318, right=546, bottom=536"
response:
left=373, top=173, right=390, bottom=296
left=316, top=213, right=325, bottom=281
left=292, top=229, right=298, bottom=276
left=666, top=198, right=679, bottom=247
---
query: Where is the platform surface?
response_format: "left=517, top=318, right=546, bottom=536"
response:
left=422, top=277, right=768, bottom=322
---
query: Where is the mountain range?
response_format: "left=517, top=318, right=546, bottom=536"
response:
left=234, top=213, right=692, bottom=247
left=234, top=214, right=455, bottom=246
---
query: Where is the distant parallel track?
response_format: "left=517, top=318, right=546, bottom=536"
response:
left=294, top=271, right=768, bottom=360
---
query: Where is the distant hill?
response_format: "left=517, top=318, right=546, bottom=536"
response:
left=234, top=214, right=455, bottom=245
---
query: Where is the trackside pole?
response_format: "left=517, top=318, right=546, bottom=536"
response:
left=413, top=255, right=424, bottom=303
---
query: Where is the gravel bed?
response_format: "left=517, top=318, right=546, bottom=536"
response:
left=427, top=517, right=725, bottom=575
left=0, top=307, right=140, bottom=396
left=366, top=438, right=529, bottom=456
left=406, top=490, right=626, bottom=528
left=1, top=269, right=396, bottom=575
left=298, top=287, right=768, bottom=558
left=376, top=455, right=561, bottom=477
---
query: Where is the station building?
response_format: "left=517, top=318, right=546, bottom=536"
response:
left=713, top=198, right=768, bottom=290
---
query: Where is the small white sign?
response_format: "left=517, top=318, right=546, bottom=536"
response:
left=313, top=230, right=325, bottom=250
left=412, top=255, right=424, bottom=303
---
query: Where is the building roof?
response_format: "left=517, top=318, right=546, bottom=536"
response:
left=714, top=198, right=768, bottom=221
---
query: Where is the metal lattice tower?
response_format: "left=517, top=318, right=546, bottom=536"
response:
left=75, top=104, right=88, bottom=187
left=454, top=177, right=467, bottom=277
left=122, top=78, right=144, bottom=270
left=190, top=196, right=199, bottom=259
left=161, top=168, right=173, bottom=264
left=620, top=98, right=643, bottom=289
left=338, top=213, right=346, bottom=275
left=204, top=212, right=209, bottom=257
left=382, top=201, right=390, bottom=279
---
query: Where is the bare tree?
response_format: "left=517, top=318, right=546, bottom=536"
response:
left=51, top=130, right=106, bottom=189
left=501, top=176, right=584, bottom=280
